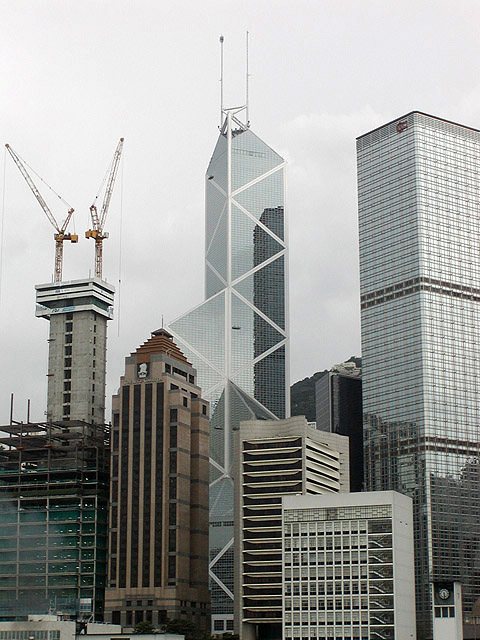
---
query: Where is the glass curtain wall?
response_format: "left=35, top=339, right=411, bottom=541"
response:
left=169, top=109, right=289, bottom=620
left=357, top=112, right=480, bottom=638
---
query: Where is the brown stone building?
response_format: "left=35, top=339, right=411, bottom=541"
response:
left=104, top=329, right=210, bottom=628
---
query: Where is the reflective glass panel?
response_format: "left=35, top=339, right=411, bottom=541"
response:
left=207, top=134, right=228, bottom=193
left=170, top=292, right=225, bottom=375
left=231, top=129, right=283, bottom=191
left=234, top=170, right=284, bottom=239
left=206, top=180, right=227, bottom=247
left=206, top=208, right=228, bottom=281
left=234, top=256, right=285, bottom=329
left=231, top=205, right=283, bottom=281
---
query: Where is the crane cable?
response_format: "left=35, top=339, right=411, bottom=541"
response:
left=91, top=155, right=114, bottom=208
left=117, top=154, right=124, bottom=337
left=0, top=147, right=6, bottom=310
left=12, top=147, right=74, bottom=210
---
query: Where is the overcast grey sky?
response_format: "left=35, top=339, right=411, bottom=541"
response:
left=1, top=0, right=479, bottom=423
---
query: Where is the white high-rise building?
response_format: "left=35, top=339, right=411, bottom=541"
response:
left=282, top=491, right=416, bottom=640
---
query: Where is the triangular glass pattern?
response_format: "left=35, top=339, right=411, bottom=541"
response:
left=209, top=547, right=234, bottom=593
left=231, top=292, right=284, bottom=376
left=209, top=464, right=223, bottom=484
left=210, top=389, right=225, bottom=468
left=206, top=180, right=227, bottom=247
left=231, top=204, right=283, bottom=281
left=231, top=381, right=278, bottom=421
left=234, top=170, right=285, bottom=240
left=229, top=382, right=256, bottom=425
left=234, top=256, right=285, bottom=329
left=168, top=337, right=223, bottom=399
left=206, top=264, right=226, bottom=300
left=230, top=364, right=253, bottom=399
left=206, top=208, right=228, bottom=281
left=209, top=569, right=234, bottom=607
left=231, top=129, right=284, bottom=191
left=254, top=345, right=286, bottom=418
left=206, top=133, right=228, bottom=193
left=169, top=293, right=225, bottom=375
left=209, top=475, right=233, bottom=523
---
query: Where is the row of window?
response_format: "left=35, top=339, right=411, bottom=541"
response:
left=62, top=315, right=97, bottom=419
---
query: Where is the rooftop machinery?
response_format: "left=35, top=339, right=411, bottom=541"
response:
left=5, top=143, right=78, bottom=282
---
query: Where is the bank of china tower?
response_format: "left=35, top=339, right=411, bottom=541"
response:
left=169, top=107, right=289, bottom=625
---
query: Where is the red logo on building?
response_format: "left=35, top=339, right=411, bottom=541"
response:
left=396, top=120, right=408, bottom=133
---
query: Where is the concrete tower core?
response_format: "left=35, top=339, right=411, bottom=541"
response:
left=35, top=277, right=114, bottom=424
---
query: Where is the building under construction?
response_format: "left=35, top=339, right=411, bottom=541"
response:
left=0, top=418, right=109, bottom=621
left=0, top=140, right=123, bottom=621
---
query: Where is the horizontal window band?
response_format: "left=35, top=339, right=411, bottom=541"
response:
left=362, top=276, right=480, bottom=309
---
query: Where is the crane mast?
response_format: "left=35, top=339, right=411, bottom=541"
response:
left=86, top=137, right=124, bottom=279
left=5, top=143, right=77, bottom=282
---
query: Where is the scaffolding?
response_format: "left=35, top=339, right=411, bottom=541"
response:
left=0, top=419, right=109, bottom=621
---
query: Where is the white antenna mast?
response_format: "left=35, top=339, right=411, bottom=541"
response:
left=246, top=31, right=250, bottom=126
left=220, top=35, right=224, bottom=127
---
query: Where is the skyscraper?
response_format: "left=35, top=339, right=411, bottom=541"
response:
left=357, top=111, right=480, bottom=637
left=169, top=106, right=289, bottom=628
left=233, top=416, right=349, bottom=640
left=105, top=329, right=210, bottom=628
left=316, top=362, right=363, bottom=492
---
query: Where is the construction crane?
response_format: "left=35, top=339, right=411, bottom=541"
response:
left=5, top=143, right=78, bottom=283
left=86, top=138, right=124, bottom=279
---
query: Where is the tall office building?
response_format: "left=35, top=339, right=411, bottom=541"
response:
left=104, top=329, right=210, bottom=629
left=234, top=416, right=349, bottom=640
left=357, top=111, right=480, bottom=636
left=169, top=107, right=289, bottom=627
left=316, top=362, right=363, bottom=492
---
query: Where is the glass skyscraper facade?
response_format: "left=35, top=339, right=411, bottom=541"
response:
left=169, top=108, right=289, bottom=625
left=357, top=112, right=480, bottom=638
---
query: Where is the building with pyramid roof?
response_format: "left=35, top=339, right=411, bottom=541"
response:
left=104, top=329, right=210, bottom=628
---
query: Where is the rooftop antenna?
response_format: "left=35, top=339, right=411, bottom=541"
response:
left=246, top=31, right=250, bottom=126
left=219, top=35, right=224, bottom=127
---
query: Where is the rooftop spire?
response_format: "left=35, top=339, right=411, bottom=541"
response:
left=218, top=33, right=250, bottom=131
left=245, top=30, right=250, bottom=126
left=219, top=35, right=224, bottom=128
